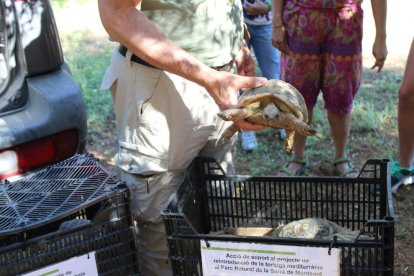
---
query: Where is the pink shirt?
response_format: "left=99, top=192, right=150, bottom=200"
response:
left=290, top=0, right=362, bottom=9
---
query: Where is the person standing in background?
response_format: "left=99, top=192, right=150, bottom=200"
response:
left=272, top=0, right=387, bottom=177
left=392, top=38, right=414, bottom=188
left=240, top=0, right=286, bottom=152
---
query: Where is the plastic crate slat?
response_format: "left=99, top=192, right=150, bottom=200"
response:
left=0, top=217, right=19, bottom=230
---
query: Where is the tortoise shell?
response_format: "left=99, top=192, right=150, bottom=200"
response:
left=238, top=79, right=308, bottom=123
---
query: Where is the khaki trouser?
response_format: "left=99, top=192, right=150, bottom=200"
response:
left=101, top=49, right=236, bottom=275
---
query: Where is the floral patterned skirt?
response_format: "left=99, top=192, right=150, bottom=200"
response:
left=281, top=0, right=363, bottom=115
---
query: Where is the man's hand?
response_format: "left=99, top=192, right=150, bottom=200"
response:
left=206, top=70, right=266, bottom=111
left=235, top=118, right=268, bottom=131
left=205, top=42, right=268, bottom=132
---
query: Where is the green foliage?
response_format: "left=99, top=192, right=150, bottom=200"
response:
left=60, top=29, right=115, bottom=131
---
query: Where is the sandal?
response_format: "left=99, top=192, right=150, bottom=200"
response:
left=332, top=158, right=358, bottom=178
left=278, top=159, right=309, bottom=176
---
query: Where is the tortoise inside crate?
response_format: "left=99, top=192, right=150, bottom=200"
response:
left=162, top=157, right=395, bottom=275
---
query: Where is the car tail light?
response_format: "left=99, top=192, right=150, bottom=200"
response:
left=0, top=129, right=79, bottom=180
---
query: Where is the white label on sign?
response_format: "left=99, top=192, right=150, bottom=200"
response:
left=21, top=251, right=99, bottom=276
left=201, top=240, right=340, bottom=276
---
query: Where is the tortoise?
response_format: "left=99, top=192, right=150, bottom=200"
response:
left=216, top=218, right=375, bottom=268
left=220, top=218, right=370, bottom=242
left=271, top=218, right=363, bottom=241
left=217, top=79, right=316, bottom=154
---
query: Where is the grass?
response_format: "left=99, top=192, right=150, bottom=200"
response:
left=235, top=66, right=401, bottom=176
left=58, top=24, right=402, bottom=175
left=59, top=29, right=114, bottom=131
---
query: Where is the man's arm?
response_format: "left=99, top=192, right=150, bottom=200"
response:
left=370, top=0, right=387, bottom=72
left=98, top=0, right=267, bottom=130
left=99, top=0, right=209, bottom=87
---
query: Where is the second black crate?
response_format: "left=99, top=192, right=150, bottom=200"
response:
left=162, top=157, right=395, bottom=276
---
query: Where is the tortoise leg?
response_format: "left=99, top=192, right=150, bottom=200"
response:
left=222, top=123, right=240, bottom=139
left=216, top=123, right=240, bottom=146
left=217, top=109, right=250, bottom=121
left=284, top=113, right=317, bottom=136
left=284, top=130, right=295, bottom=154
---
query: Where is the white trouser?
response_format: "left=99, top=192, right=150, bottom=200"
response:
left=101, top=49, right=236, bottom=275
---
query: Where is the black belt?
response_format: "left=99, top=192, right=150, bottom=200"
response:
left=118, top=45, right=234, bottom=72
left=118, top=45, right=158, bottom=69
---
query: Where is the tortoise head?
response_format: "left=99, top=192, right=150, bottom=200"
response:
left=262, top=101, right=279, bottom=120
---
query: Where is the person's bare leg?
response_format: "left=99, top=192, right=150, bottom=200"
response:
left=277, top=108, right=313, bottom=176
left=398, top=38, right=414, bottom=169
left=327, top=110, right=357, bottom=177
left=327, top=111, right=349, bottom=160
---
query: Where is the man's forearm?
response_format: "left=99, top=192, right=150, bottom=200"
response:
left=98, top=0, right=214, bottom=90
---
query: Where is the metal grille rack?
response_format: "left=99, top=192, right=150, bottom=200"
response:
left=0, top=153, right=140, bottom=275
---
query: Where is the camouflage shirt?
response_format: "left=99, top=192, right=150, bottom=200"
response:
left=141, top=0, right=244, bottom=67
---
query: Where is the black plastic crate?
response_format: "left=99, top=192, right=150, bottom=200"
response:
left=162, top=157, right=395, bottom=276
left=0, top=154, right=140, bottom=275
